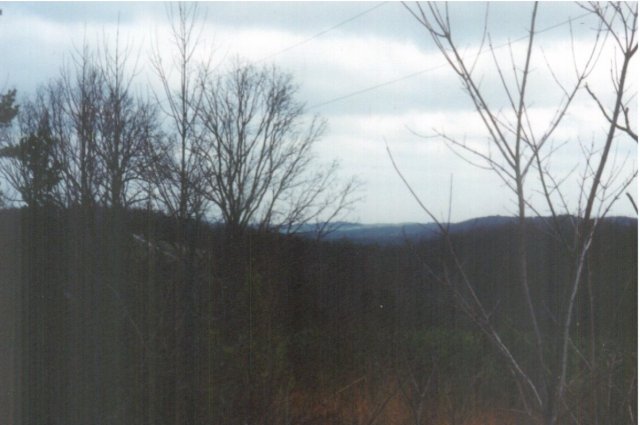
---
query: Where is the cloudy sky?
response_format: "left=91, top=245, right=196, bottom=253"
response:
left=0, top=2, right=636, bottom=223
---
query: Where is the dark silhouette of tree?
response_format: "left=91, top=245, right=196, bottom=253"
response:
left=0, top=104, right=62, bottom=207
left=148, top=3, right=210, bottom=225
left=96, top=29, right=160, bottom=209
left=24, top=37, right=158, bottom=210
left=1, top=34, right=162, bottom=425
left=45, top=43, right=104, bottom=208
left=198, top=62, right=359, bottom=237
left=0, top=89, right=18, bottom=129
left=0, top=89, right=19, bottom=204
left=148, top=5, right=213, bottom=425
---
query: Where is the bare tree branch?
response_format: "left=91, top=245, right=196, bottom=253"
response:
left=197, top=62, right=360, bottom=237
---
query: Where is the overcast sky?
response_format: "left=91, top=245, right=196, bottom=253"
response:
left=0, top=2, right=636, bottom=223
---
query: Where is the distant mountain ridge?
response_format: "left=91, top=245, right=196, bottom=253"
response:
left=300, top=215, right=637, bottom=244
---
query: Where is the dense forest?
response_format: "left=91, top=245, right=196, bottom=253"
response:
left=0, top=207, right=636, bottom=425
left=0, top=2, right=637, bottom=425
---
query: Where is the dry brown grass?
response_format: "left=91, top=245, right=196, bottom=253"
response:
left=281, top=387, right=517, bottom=425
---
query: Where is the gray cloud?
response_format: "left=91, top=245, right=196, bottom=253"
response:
left=0, top=2, right=634, bottom=223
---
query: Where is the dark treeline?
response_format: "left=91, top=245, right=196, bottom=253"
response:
left=0, top=206, right=635, bottom=424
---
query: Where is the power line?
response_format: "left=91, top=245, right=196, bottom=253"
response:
left=308, top=10, right=593, bottom=110
left=310, top=66, right=445, bottom=110
left=254, top=2, right=388, bottom=64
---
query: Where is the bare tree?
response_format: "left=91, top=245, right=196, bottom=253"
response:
left=396, top=2, right=637, bottom=424
left=582, top=3, right=637, bottom=144
left=148, top=5, right=213, bottom=425
left=568, top=3, right=637, bottom=424
left=58, top=43, right=105, bottom=209
left=96, top=27, right=159, bottom=209
left=29, top=41, right=106, bottom=210
left=198, top=62, right=360, bottom=237
left=581, top=1, right=638, bottom=219
left=10, top=33, right=158, bottom=211
left=1, top=30, right=164, bottom=425
left=1, top=49, right=107, bottom=211
left=148, top=2, right=211, bottom=226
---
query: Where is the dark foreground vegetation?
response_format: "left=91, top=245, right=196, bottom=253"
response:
left=0, top=206, right=635, bottom=425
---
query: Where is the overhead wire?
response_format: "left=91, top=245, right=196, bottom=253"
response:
left=307, top=10, right=595, bottom=110
left=253, top=2, right=389, bottom=64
